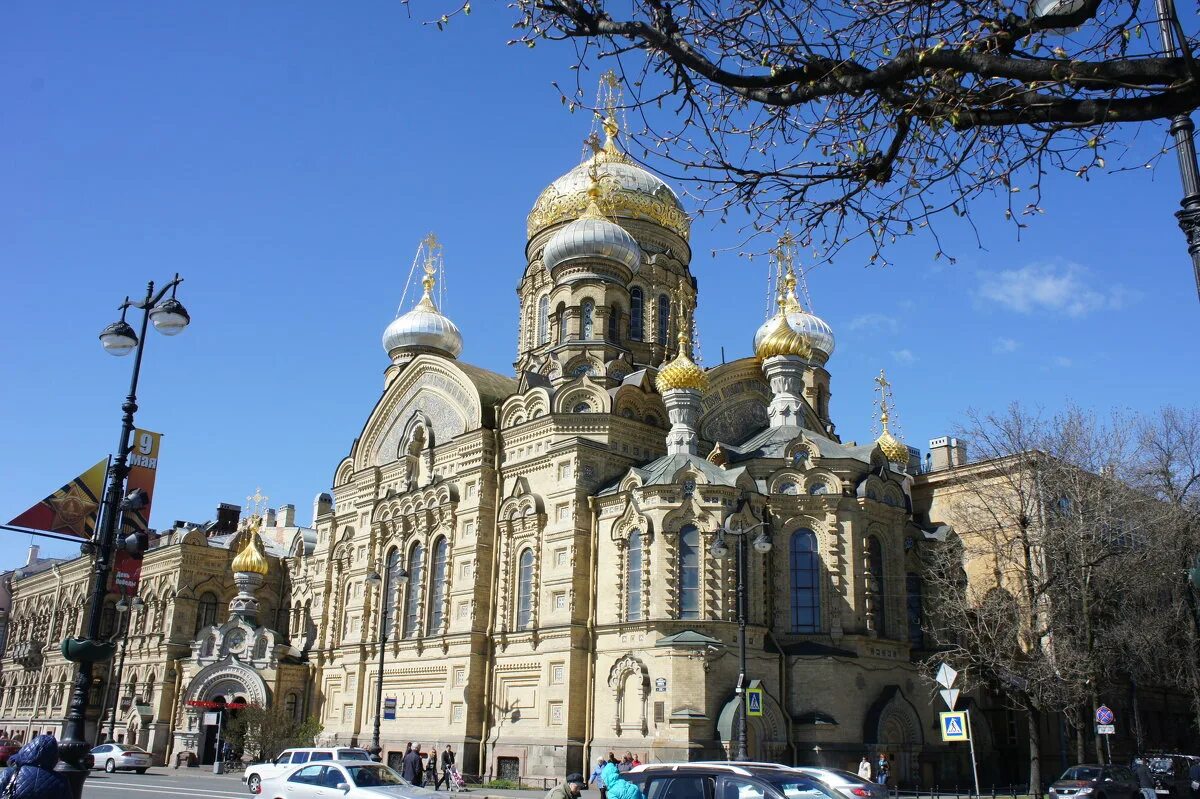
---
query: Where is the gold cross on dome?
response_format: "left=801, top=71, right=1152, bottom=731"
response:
left=245, top=487, right=269, bottom=517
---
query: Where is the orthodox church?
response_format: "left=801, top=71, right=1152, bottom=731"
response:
left=283, top=94, right=957, bottom=784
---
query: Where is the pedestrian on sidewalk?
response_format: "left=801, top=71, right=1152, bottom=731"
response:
left=876, top=754, right=890, bottom=786
left=0, top=734, right=71, bottom=799
left=589, top=758, right=608, bottom=799
left=544, top=771, right=586, bottom=799
left=858, top=756, right=872, bottom=781
left=1134, top=759, right=1157, bottom=799
left=600, top=761, right=641, bottom=799
left=424, top=746, right=438, bottom=787
left=436, top=744, right=455, bottom=791
left=400, top=744, right=421, bottom=785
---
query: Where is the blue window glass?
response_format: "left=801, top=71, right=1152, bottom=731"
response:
left=678, top=525, right=700, bottom=620
left=627, top=530, right=643, bottom=622
left=630, top=288, right=644, bottom=341
left=582, top=300, right=594, bottom=339
left=867, top=536, right=886, bottom=636
left=538, top=296, right=550, bottom=345
left=403, top=543, right=424, bottom=638
left=516, top=549, right=534, bottom=629
left=428, top=538, right=449, bottom=633
left=790, top=530, right=819, bottom=633
left=657, top=294, right=670, bottom=343
left=906, top=572, right=924, bottom=648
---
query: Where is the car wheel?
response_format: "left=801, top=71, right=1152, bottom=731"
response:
left=105, top=759, right=116, bottom=773
left=136, top=768, right=148, bottom=774
left=247, top=774, right=261, bottom=793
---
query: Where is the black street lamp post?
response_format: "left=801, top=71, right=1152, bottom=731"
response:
left=709, top=498, right=772, bottom=762
left=56, top=276, right=189, bottom=798
left=364, top=561, right=408, bottom=759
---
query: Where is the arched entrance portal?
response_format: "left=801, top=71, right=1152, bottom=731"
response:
left=180, top=658, right=268, bottom=766
left=863, top=686, right=925, bottom=786
left=716, top=682, right=789, bottom=763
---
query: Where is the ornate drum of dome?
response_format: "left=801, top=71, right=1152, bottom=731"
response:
left=543, top=215, right=643, bottom=275
left=529, top=157, right=690, bottom=242
left=382, top=299, right=463, bottom=359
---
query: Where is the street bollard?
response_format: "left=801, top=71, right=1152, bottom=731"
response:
left=213, top=760, right=225, bottom=774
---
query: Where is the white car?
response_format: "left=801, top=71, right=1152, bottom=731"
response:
left=245, top=747, right=372, bottom=794
left=259, top=760, right=442, bottom=799
left=89, top=743, right=153, bottom=774
left=791, top=767, right=890, bottom=799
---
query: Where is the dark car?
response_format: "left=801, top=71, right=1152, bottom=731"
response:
left=1132, top=755, right=1195, bottom=798
left=1050, top=765, right=1141, bottom=799
left=0, top=741, right=21, bottom=766
left=628, top=762, right=843, bottom=799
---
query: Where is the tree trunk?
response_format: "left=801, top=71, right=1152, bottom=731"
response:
left=1028, top=706, right=1043, bottom=797
left=1073, top=707, right=1086, bottom=764
left=1089, top=687, right=1104, bottom=763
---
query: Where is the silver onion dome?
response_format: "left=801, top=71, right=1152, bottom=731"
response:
left=543, top=216, right=642, bottom=274
left=382, top=293, right=462, bottom=360
left=788, top=310, right=836, bottom=362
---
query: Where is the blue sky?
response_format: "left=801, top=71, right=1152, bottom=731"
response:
left=3, top=2, right=1197, bottom=571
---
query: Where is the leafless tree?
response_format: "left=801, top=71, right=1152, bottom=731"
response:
left=492, top=0, right=1198, bottom=260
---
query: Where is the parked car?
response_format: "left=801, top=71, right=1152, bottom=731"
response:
left=627, top=761, right=843, bottom=799
left=244, top=747, right=372, bottom=794
left=792, top=767, right=890, bottom=799
left=258, top=760, right=439, bottom=799
left=89, top=743, right=153, bottom=774
left=1050, top=765, right=1141, bottom=799
left=1132, top=755, right=1195, bottom=797
left=0, top=740, right=22, bottom=766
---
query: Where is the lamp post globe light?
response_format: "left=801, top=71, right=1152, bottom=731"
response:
left=57, top=276, right=189, bottom=798
left=709, top=496, right=772, bottom=762
left=365, top=561, right=408, bottom=759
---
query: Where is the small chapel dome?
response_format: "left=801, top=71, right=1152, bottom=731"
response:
left=382, top=237, right=463, bottom=362
left=876, top=428, right=909, bottom=465
left=754, top=313, right=812, bottom=361
left=786, top=310, right=836, bottom=364
left=231, top=530, right=269, bottom=576
left=543, top=215, right=643, bottom=274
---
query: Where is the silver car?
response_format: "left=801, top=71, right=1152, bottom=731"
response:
left=89, top=743, right=153, bottom=774
left=793, top=767, right=889, bottom=799
left=259, top=760, right=443, bottom=799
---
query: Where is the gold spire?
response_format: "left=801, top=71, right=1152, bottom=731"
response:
left=596, top=70, right=628, bottom=162
left=414, top=233, right=443, bottom=313
left=873, top=370, right=909, bottom=464
left=231, top=530, right=269, bottom=576
left=754, top=233, right=812, bottom=360
left=656, top=281, right=707, bottom=393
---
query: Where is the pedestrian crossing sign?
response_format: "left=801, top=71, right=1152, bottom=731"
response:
left=940, top=711, right=969, bottom=742
left=746, top=688, right=764, bottom=717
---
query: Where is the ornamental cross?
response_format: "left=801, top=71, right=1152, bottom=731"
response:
left=245, top=487, right=269, bottom=518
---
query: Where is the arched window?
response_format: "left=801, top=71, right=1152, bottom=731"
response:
left=428, top=537, right=449, bottom=634
left=285, top=692, right=300, bottom=721
left=626, top=530, right=644, bottom=622
left=144, top=673, right=155, bottom=705
left=629, top=288, right=644, bottom=341
left=195, top=593, right=218, bottom=634
left=581, top=300, right=595, bottom=339
left=403, top=543, right=425, bottom=638
left=657, top=294, right=670, bottom=343
left=678, top=525, right=700, bottom=620
left=538, top=295, right=550, bottom=346
left=382, top=548, right=400, bottom=640
left=789, top=530, right=820, bottom=633
left=557, top=303, right=568, bottom=343
left=906, top=572, right=924, bottom=648
left=867, top=536, right=886, bottom=636
left=608, top=305, right=621, bottom=343
left=516, top=549, right=534, bottom=630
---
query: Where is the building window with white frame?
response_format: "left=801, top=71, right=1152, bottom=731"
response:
left=516, top=548, right=535, bottom=630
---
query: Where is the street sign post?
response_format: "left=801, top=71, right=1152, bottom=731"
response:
left=936, top=662, right=979, bottom=795
left=746, top=688, right=764, bottom=717
left=1094, top=706, right=1115, bottom=763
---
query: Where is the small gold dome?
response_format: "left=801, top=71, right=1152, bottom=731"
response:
left=754, top=313, right=812, bottom=360
left=231, top=531, right=269, bottom=576
left=656, top=350, right=708, bottom=392
left=876, top=428, right=909, bottom=464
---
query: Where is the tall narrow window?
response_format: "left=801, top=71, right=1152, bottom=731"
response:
left=630, top=288, right=644, bottom=341
left=906, top=572, right=924, bottom=648
left=403, top=543, right=425, bottom=638
left=626, top=530, right=644, bottom=622
left=537, top=295, right=550, bottom=346
left=382, top=548, right=399, bottom=640
left=608, top=305, right=621, bottom=343
left=557, top=303, right=568, bottom=343
left=516, top=549, right=534, bottom=630
left=582, top=300, right=595, bottom=339
left=657, top=294, right=670, bottom=343
left=428, top=537, right=449, bottom=634
left=789, top=529, right=820, bottom=633
left=195, top=593, right=217, bottom=634
left=678, top=525, right=700, bottom=620
left=867, top=536, right=886, bottom=636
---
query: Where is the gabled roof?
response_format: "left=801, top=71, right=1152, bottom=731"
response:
left=725, top=424, right=873, bottom=464
left=599, top=452, right=746, bottom=496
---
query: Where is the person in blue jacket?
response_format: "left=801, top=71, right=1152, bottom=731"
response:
left=0, top=735, right=71, bottom=799
left=601, top=760, right=643, bottom=799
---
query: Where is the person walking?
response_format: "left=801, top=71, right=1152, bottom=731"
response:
left=424, top=746, right=438, bottom=787
left=618, top=753, right=633, bottom=773
left=876, top=754, right=890, bottom=786
left=590, top=758, right=609, bottom=799
left=1134, top=759, right=1157, bottom=799
left=436, top=744, right=456, bottom=791
left=543, top=771, right=586, bottom=799
left=858, top=756, right=873, bottom=781
left=400, top=744, right=422, bottom=784
left=0, top=735, right=71, bottom=799
left=600, top=761, right=642, bottom=799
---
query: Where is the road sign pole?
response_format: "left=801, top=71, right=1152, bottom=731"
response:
left=1103, top=731, right=1111, bottom=765
left=965, top=710, right=981, bottom=796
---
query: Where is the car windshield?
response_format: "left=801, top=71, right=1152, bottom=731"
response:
left=347, top=765, right=405, bottom=787
left=1145, top=759, right=1174, bottom=773
left=768, top=776, right=840, bottom=798
left=1062, top=768, right=1103, bottom=781
left=116, top=745, right=147, bottom=753
left=336, top=749, right=371, bottom=761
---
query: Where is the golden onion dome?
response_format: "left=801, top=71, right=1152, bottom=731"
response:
left=876, top=427, right=909, bottom=464
left=528, top=122, right=689, bottom=242
left=231, top=531, right=270, bottom=576
left=754, top=313, right=812, bottom=360
left=656, top=350, right=708, bottom=393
